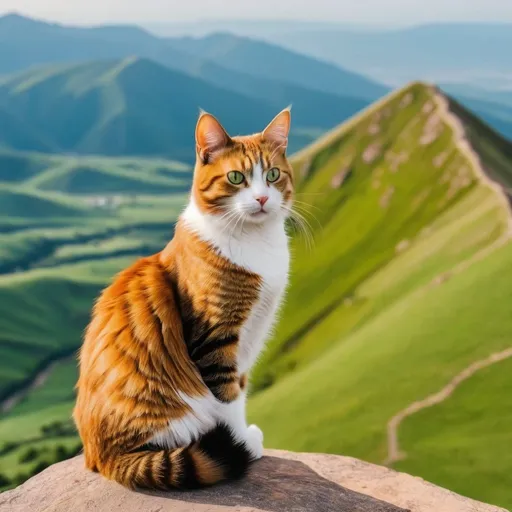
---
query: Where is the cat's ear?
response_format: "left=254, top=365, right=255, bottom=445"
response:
left=262, top=107, right=291, bottom=151
left=196, top=111, right=231, bottom=163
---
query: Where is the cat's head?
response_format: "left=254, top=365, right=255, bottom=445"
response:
left=192, top=109, right=293, bottom=226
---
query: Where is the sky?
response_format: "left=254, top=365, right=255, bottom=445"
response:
left=1, top=0, right=512, bottom=25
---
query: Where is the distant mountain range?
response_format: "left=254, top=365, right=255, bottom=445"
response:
left=0, top=13, right=388, bottom=159
left=149, top=21, right=512, bottom=89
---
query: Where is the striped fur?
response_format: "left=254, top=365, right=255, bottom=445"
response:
left=74, top=109, right=293, bottom=489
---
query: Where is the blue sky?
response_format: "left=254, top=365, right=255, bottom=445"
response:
left=1, top=0, right=512, bottom=25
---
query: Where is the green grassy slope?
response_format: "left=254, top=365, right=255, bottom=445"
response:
left=0, top=149, right=190, bottom=395
left=0, top=274, right=99, bottom=402
left=0, top=186, right=95, bottom=219
left=247, top=83, right=512, bottom=508
left=396, top=355, right=512, bottom=508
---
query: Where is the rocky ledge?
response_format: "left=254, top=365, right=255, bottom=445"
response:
left=0, top=449, right=505, bottom=512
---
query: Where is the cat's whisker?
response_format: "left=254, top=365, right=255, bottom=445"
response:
left=290, top=203, right=322, bottom=230
left=220, top=210, right=242, bottom=235
left=287, top=208, right=315, bottom=251
left=292, top=199, right=322, bottom=212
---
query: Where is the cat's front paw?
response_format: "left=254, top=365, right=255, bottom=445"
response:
left=246, top=424, right=264, bottom=460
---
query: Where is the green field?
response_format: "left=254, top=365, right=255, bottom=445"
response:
left=0, top=83, right=511, bottom=508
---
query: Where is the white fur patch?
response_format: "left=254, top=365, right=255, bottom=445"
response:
left=149, top=392, right=217, bottom=448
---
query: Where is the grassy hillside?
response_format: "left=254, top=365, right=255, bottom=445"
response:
left=0, top=149, right=190, bottom=393
left=247, top=83, right=512, bottom=509
left=396, top=353, right=512, bottom=507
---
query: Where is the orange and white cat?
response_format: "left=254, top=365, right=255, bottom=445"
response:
left=74, top=108, right=293, bottom=489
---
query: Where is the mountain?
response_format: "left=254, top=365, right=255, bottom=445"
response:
left=0, top=14, right=385, bottom=101
left=440, top=84, right=512, bottom=140
left=248, top=83, right=512, bottom=509
left=1, top=82, right=511, bottom=508
left=452, top=97, right=512, bottom=141
left=441, top=83, right=512, bottom=108
left=262, top=24, right=512, bottom=88
left=0, top=107, right=58, bottom=153
left=0, top=14, right=385, bottom=158
left=166, top=32, right=387, bottom=101
left=0, top=57, right=369, bottom=159
left=0, top=58, right=280, bottom=161
left=0, top=13, right=384, bottom=103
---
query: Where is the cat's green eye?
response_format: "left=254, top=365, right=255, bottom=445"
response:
left=227, top=170, right=245, bottom=185
left=267, top=167, right=280, bottom=183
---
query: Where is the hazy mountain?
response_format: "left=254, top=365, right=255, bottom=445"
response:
left=0, top=56, right=374, bottom=159
left=0, top=58, right=280, bottom=160
left=0, top=14, right=386, bottom=157
left=438, top=85, right=512, bottom=140
left=441, top=83, right=512, bottom=108
left=0, top=13, right=385, bottom=102
left=167, top=33, right=387, bottom=101
left=244, top=23, right=512, bottom=88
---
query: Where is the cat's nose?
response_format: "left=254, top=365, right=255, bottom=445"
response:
left=255, top=196, right=269, bottom=207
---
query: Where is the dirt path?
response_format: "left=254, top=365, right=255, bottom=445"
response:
left=384, top=347, right=512, bottom=465
left=1, top=355, right=74, bottom=414
left=383, top=90, right=512, bottom=465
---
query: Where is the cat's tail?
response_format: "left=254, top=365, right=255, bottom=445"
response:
left=100, top=424, right=252, bottom=490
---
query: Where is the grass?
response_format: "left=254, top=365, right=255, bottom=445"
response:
left=0, top=274, right=100, bottom=399
left=396, top=357, right=512, bottom=510
left=249, top=240, right=512, bottom=462
left=6, top=359, right=78, bottom=418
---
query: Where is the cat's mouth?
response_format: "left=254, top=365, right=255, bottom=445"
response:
left=250, top=209, right=267, bottom=217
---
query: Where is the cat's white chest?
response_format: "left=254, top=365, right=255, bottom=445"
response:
left=216, top=223, right=289, bottom=373
left=237, top=248, right=289, bottom=373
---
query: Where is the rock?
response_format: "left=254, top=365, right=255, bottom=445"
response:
left=363, top=143, right=382, bottom=164
left=0, top=450, right=505, bottom=512
left=331, top=167, right=352, bottom=189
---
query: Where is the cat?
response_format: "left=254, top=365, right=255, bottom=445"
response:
left=73, top=108, right=293, bottom=490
